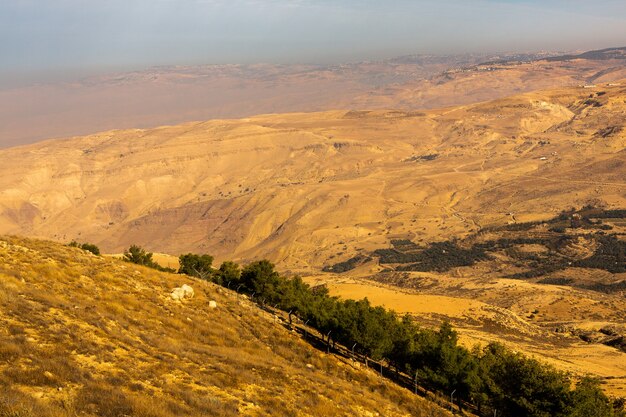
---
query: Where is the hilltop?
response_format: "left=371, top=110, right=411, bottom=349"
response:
left=344, top=46, right=626, bottom=110
left=0, top=236, right=450, bottom=417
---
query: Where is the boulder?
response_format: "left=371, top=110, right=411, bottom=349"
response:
left=208, top=300, right=217, bottom=309
left=181, top=284, right=194, bottom=298
left=171, top=284, right=195, bottom=301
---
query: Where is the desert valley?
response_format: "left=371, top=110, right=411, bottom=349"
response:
left=1, top=4, right=626, bottom=415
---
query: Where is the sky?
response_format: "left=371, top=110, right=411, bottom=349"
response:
left=1, top=0, right=626, bottom=83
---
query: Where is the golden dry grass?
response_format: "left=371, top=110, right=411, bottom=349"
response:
left=0, top=236, right=451, bottom=417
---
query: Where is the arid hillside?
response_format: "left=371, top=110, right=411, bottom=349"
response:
left=0, top=236, right=451, bottom=417
left=1, top=81, right=624, bottom=271
left=3, top=80, right=624, bottom=398
left=2, top=47, right=625, bottom=148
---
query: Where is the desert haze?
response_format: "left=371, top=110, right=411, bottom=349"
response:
left=2, top=74, right=626, bottom=398
left=4, top=0, right=626, bottom=414
left=2, top=48, right=626, bottom=149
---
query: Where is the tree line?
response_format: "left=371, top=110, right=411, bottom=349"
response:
left=174, top=252, right=624, bottom=417
left=71, top=241, right=625, bottom=417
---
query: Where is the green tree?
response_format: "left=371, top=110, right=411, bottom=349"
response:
left=304, top=285, right=339, bottom=336
left=353, top=300, right=395, bottom=360
left=413, top=321, right=479, bottom=404
left=240, top=260, right=282, bottom=302
left=122, top=245, right=174, bottom=272
left=178, top=253, right=214, bottom=280
left=123, top=245, right=155, bottom=266
left=479, top=342, right=570, bottom=417
left=80, top=243, right=101, bottom=256
left=216, top=261, right=241, bottom=285
left=569, top=377, right=617, bottom=417
left=387, top=314, right=420, bottom=374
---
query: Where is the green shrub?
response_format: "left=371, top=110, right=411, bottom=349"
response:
left=68, top=240, right=101, bottom=256
left=123, top=245, right=174, bottom=272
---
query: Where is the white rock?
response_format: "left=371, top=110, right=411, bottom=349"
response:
left=181, top=284, right=194, bottom=298
left=171, top=288, right=185, bottom=301
left=171, top=284, right=194, bottom=301
left=208, top=300, right=217, bottom=309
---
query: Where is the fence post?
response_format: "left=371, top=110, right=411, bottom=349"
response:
left=450, top=389, right=456, bottom=413
left=326, top=331, right=332, bottom=353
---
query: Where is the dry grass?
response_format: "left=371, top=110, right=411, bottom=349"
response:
left=0, top=236, right=451, bottom=417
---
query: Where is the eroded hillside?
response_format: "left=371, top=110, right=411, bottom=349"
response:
left=0, top=82, right=625, bottom=273
left=0, top=236, right=449, bottom=417
left=345, top=51, right=626, bottom=110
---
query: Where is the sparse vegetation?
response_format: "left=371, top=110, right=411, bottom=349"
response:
left=405, top=153, right=439, bottom=162
left=375, top=241, right=489, bottom=272
left=574, top=235, right=626, bottom=273
left=68, top=240, right=100, bottom=256
left=123, top=244, right=175, bottom=272
left=368, top=207, right=626, bottom=292
left=323, top=254, right=372, bottom=273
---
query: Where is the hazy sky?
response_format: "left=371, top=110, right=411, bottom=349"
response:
left=2, top=0, right=626, bottom=81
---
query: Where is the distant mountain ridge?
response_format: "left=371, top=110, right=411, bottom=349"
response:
left=547, top=46, right=626, bottom=62
left=2, top=46, right=626, bottom=148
